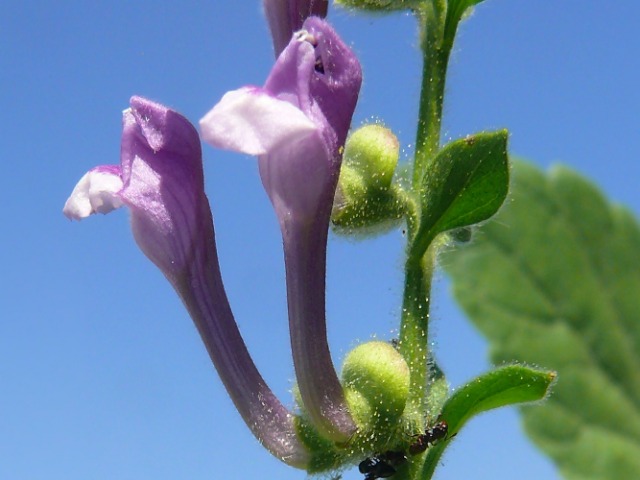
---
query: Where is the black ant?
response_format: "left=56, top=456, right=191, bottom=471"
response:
left=408, top=420, right=449, bottom=455
left=358, top=450, right=405, bottom=480
left=358, top=420, right=450, bottom=479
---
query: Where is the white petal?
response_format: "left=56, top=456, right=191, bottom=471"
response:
left=63, top=169, right=124, bottom=220
left=200, top=87, right=317, bottom=156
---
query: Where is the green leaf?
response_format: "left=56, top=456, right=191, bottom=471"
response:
left=443, top=161, right=640, bottom=479
left=419, top=364, right=555, bottom=479
left=440, top=365, right=555, bottom=426
left=411, top=130, right=509, bottom=260
left=425, top=359, right=449, bottom=419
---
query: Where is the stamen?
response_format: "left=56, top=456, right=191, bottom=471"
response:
left=294, top=29, right=317, bottom=47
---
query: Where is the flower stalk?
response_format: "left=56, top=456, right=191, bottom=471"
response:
left=400, top=2, right=453, bottom=421
left=398, top=246, right=436, bottom=417
left=412, top=3, right=451, bottom=189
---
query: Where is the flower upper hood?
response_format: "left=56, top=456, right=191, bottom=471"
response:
left=200, top=17, right=362, bottom=227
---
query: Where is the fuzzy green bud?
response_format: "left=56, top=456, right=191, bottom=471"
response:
left=335, top=0, right=423, bottom=12
left=344, top=124, right=399, bottom=189
left=341, top=341, right=410, bottom=433
left=333, top=125, right=410, bottom=235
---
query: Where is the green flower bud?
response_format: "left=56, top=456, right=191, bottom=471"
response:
left=335, top=0, right=423, bottom=12
left=343, top=124, right=399, bottom=190
left=332, top=125, right=411, bottom=235
left=341, top=341, right=410, bottom=433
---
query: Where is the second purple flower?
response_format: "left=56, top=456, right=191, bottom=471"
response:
left=200, top=17, right=362, bottom=442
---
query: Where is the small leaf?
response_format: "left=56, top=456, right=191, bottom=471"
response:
left=419, top=364, right=555, bottom=479
left=440, top=364, right=555, bottom=426
left=425, top=359, right=449, bottom=419
left=444, top=0, right=485, bottom=45
left=443, top=161, right=640, bottom=479
left=411, top=130, right=509, bottom=259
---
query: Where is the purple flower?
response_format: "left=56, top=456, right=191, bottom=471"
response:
left=200, top=18, right=362, bottom=442
left=64, top=96, right=309, bottom=468
left=263, top=0, right=328, bottom=56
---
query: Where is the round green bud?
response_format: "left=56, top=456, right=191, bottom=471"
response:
left=341, top=341, right=410, bottom=432
left=343, top=124, right=399, bottom=190
left=332, top=125, right=408, bottom=235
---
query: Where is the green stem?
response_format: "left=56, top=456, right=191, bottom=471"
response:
left=412, top=5, right=452, bottom=191
left=399, top=3, right=452, bottom=421
left=398, top=4, right=482, bottom=480
left=398, top=249, right=436, bottom=416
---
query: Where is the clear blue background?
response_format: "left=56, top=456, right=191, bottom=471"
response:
left=1, top=1, right=638, bottom=479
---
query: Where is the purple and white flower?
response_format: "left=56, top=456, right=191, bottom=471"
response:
left=64, top=96, right=310, bottom=467
left=200, top=17, right=362, bottom=442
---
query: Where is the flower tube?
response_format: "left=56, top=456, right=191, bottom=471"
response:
left=64, top=96, right=309, bottom=467
left=263, top=0, right=328, bottom=56
left=200, top=18, right=362, bottom=442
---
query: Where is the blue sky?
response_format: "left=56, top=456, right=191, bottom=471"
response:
left=1, top=1, right=638, bottom=479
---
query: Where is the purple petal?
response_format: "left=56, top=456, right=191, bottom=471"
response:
left=263, top=0, right=328, bottom=56
left=300, top=17, right=362, bottom=152
left=202, top=19, right=362, bottom=225
left=260, top=20, right=362, bottom=224
left=272, top=19, right=361, bottom=442
left=65, top=96, right=309, bottom=467
left=118, top=96, right=205, bottom=281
